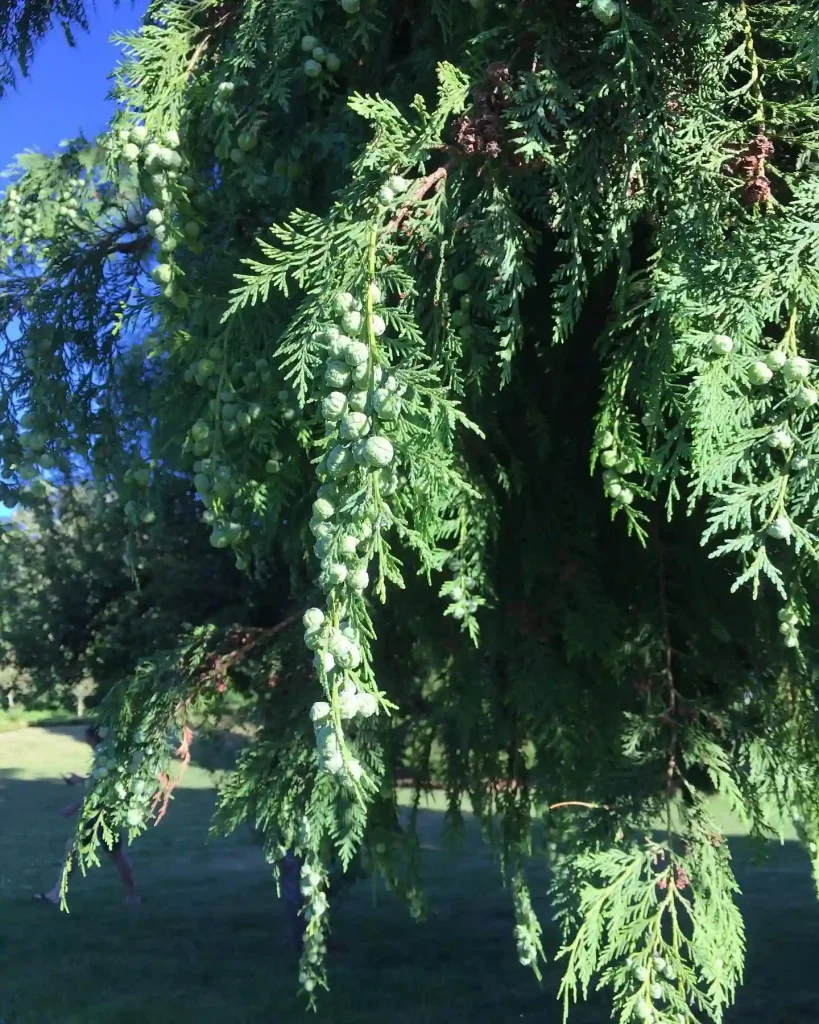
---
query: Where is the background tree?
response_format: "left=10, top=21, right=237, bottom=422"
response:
left=0, top=477, right=252, bottom=708
left=0, top=0, right=129, bottom=98
left=2, top=2, right=819, bottom=1022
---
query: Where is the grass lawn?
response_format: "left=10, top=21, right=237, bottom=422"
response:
left=0, top=708, right=83, bottom=734
left=1, top=726, right=817, bottom=1024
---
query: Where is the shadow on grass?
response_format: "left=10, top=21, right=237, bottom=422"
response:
left=0, top=709, right=87, bottom=734
left=0, top=739, right=818, bottom=1023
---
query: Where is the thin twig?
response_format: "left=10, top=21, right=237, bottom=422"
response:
left=187, top=36, right=211, bottom=75
left=154, top=613, right=303, bottom=823
left=218, top=610, right=304, bottom=670
left=186, top=8, right=233, bottom=74
left=110, top=236, right=150, bottom=256
left=386, top=161, right=456, bottom=235
left=548, top=800, right=611, bottom=812
left=152, top=724, right=195, bottom=825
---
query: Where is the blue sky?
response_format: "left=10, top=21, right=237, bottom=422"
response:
left=0, top=3, right=147, bottom=518
left=0, top=2, right=147, bottom=175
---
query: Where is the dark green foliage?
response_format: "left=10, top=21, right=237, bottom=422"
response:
left=2, top=2, right=819, bottom=1021
left=0, top=0, right=92, bottom=96
left=0, top=479, right=249, bottom=706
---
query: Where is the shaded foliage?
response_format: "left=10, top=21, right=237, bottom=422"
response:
left=1, top=2, right=819, bottom=1021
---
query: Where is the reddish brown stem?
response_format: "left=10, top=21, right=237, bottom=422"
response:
left=387, top=161, right=457, bottom=234
left=217, top=610, right=303, bottom=671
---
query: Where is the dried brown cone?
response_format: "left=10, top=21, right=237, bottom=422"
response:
left=453, top=114, right=482, bottom=156
left=723, top=153, right=761, bottom=180
left=486, top=62, right=511, bottom=89
left=665, top=93, right=684, bottom=115
left=747, top=133, right=774, bottom=158
left=734, top=154, right=762, bottom=180
left=743, top=175, right=772, bottom=204
left=476, top=110, right=503, bottom=142
left=452, top=109, right=504, bottom=158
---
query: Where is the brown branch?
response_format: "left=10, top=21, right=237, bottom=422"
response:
left=151, top=616, right=304, bottom=827
left=151, top=771, right=173, bottom=823
left=391, top=784, right=611, bottom=813
left=151, top=725, right=195, bottom=825
left=186, top=8, right=235, bottom=74
left=187, top=35, right=211, bottom=75
left=177, top=610, right=304, bottom=702
left=110, top=236, right=150, bottom=256
left=176, top=725, right=194, bottom=764
left=548, top=800, right=611, bottom=812
left=386, top=160, right=457, bottom=235
left=218, top=610, right=304, bottom=672
left=152, top=614, right=303, bottom=826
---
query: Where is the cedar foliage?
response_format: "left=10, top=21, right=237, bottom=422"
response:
left=2, top=1, right=819, bottom=1020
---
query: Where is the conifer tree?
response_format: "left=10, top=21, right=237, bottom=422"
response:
left=0, top=0, right=94, bottom=97
left=2, top=2, right=819, bottom=1020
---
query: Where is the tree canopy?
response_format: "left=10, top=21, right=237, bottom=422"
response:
left=2, top=1, right=819, bottom=1021
left=0, top=478, right=252, bottom=709
left=0, top=0, right=96, bottom=97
